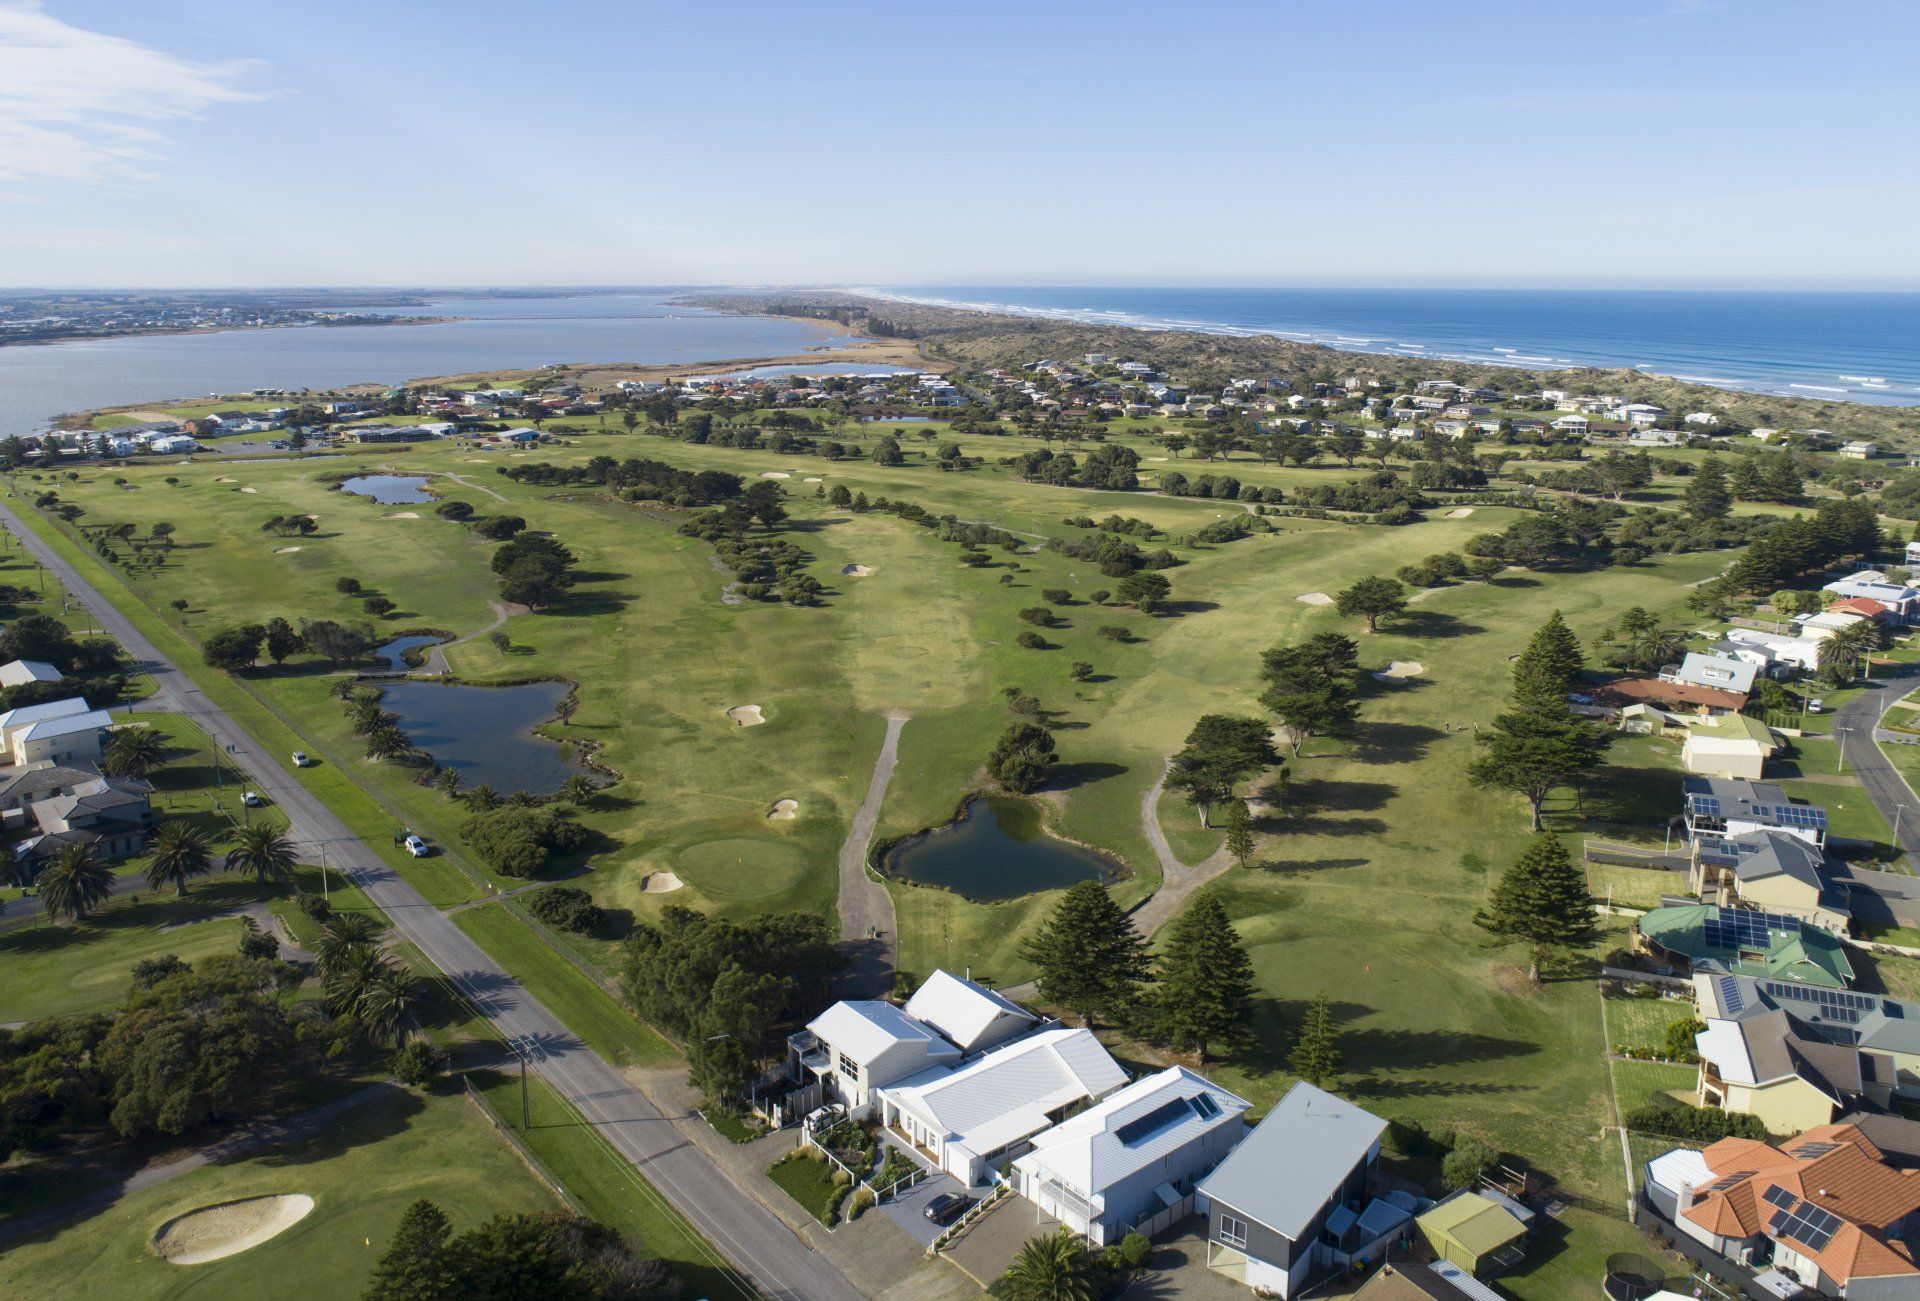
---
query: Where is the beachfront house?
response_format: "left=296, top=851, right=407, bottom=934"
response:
left=1010, top=1066, right=1250, bottom=1245
left=1696, top=972, right=1920, bottom=1103
left=1681, top=776, right=1827, bottom=850
left=1196, top=1082, right=1406, bottom=1296
left=877, top=1027, right=1128, bottom=1186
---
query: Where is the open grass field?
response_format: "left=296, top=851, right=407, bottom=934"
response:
left=1604, top=993, right=1696, bottom=1056
left=0, top=893, right=250, bottom=1023
left=1611, top=1058, right=1701, bottom=1112
left=9, top=419, right=1758, bottom=1283
left=0, top=1084, right=557, bottom=1297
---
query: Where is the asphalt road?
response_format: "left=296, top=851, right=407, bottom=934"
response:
left=1830, top=660, right=1920, bottom=870
left=0, top=501, right=853, bottom=1301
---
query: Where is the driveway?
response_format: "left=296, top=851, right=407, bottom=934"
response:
left=940, top=1193, right=1062, bottom=1289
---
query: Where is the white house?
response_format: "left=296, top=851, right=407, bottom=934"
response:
left=1822, top=572, right=1920, bottom=625
left=1011, top=1067, right=1249, bottom=1246
left=0, top=698, right=112, bottom=768
left=877, top=1027, right=1128, bottom=1186
left=1841, top=441, right=1879, bottom=460
left=789, top=1000, right=962, bottom=1117
left=903, top=969, right=1039, bottom=1055
left=1680, top=713, right=1779, bottom=781
left=1661, top=652, right=1759, bottom=698
left=1722, top=628, right=1825, bottom=673
left=0, top=659, right=63, bottom=688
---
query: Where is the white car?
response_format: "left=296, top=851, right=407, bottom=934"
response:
left=241, top=790, right=264, bottom=808
left=291, top=750, right=312, bottom=767
left=403, top=834, right=430, bottom=858
left=1807, top=698, right=1826, bottom=714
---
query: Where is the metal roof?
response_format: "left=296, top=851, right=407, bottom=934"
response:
left=1195, top=1081, right=1386, bottom=1240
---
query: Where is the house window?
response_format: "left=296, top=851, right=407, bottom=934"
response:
left=1218, top=1213, right=1248, bottom=1250
left=837, top=1053, right=857, bottom=1078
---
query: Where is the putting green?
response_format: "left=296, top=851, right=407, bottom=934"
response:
left=675, top=837, right=810, bottom=902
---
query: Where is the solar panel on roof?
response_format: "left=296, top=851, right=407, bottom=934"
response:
left=1793, top=1142, right=1840, bottom=1159
left=1187, top=1092, right=1220, bottom=1120
left=1690, top=794, right=1724, bottom=818
left=1763, top=1185, right=1797, bottom=1209
left=1114, top=1099, right=1190, bottom=1147
left=1718, top=975, right=1745, bottom=1014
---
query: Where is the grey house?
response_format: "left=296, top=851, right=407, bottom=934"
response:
left=1197, top=1082, right=1407, bottom=1296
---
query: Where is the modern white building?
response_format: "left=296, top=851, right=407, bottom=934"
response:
left=0, top=659, right=63, bottom=688
left=0, top=697, right=111, bottom=768
left=1011, top=1067, right=1249, bottom=1245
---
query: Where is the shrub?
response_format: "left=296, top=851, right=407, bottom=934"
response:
left=391, top=1039, right=447, bottom=1088
left=297, top=893, right=333, bottom=923
left=526, top=884, right=605, bottom=934
left=1097, top=625, right=1130, bottom=642
left=1041, top=588, right=1072, bottom=605
left=1016, top=630, right=1046, bottom=649
left=1111, top=1231, right=1152, bottom=1273
left=1089, top=590, right=1110, bottom=605
left=1017, top=606, right=1057, bottom=627
left=1624, top=1104, right=1767, bottom=1142
left=237, top=927, right=280, bottom=962
left=434, top=500, right=474, bottom=521
left=1442, top=1137, right=1496, bottom=1190
left=336, top=576, right=362, bottom=595
left=472, top=514, right=526, bottom=540
left=458, top=806, right=586, bottom=877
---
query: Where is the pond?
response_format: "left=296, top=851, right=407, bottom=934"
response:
left=884, top=796, right=1116, bottom=903
left=372, top=634, right=443, bottom=672
left=375, top=669, right=587, bottom=796
left=339, top=474, right=433, bottom=504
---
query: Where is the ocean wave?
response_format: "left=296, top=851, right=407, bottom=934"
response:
left=1790, top=384, right=1848, bottom=393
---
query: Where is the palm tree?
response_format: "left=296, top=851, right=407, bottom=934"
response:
left=224, top=822, right=298, bottom=891
left=1003, top=1230, right=1095, bottom=1301
left=0, top=839, right=26, bottom=888
left=145, top=820, right=214, bottom=896
left=102, top=726, right=168, bottom=779
left=1819, top=619, right=1882, bottom=687
left=325, top=943, right=394, bottom=1019
left=506, top=790, right=537, bottom=807
left=558, top=775, right=596, bottom=807
left=433, top=768, right=463, bottom=798
left=463, top=785, right=501, bottom=812
left=364, top=723, right=412, bottom=763
left=39, top=843, right=114, bottom=922
left=360, top=967, right=421, bottom=1046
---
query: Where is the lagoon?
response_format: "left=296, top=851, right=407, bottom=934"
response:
left=885, top=796, right=1115, bottom=903
left=340, top=474, right=433, bottom=505
left=376, top=674, right=587, bottom=795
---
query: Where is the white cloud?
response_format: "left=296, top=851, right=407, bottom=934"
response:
left=0, top=1, right=260, bottom=184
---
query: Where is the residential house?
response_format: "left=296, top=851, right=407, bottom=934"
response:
left=1550, top=415, right=1590, bottom=435
left=1010, top=1067, right=1250, bottom=1245
left=1585, top=675, right=1748, bottom=716
left=1637, top=903, right=1854, bottom=989
left=1681, top=713, right=1779, bottom=780
left=1196, top=1082, right=1406, bottom=1296
left=17, top=772, right=155, bottom=865
left=1696, top=1006, right=1894, bottom=1133
left=1722, top=627, right=1825, bottom=674
left=1661, top=652, right=1760, bottom=698
left=1649, top=1124, right=1920, bottom=1296
left=1842, top=441, right=1880, bottom=460
left=0, top=659, right=62, bottom=688
left=1350, top=1263, right=1499, bottom=1301
left=903, top=969, right=1039, bottom=1055
left=877, top=1027, right=1128, bottom=1186
left=0, top=763, right=107, bottom=817
left=1414, top=1190, right=1531, bottom=1278
left=1681, top=776, right=1827, bottom=850
left=1698, top=973, right=1920, bottom=1102
left=1689, top=829, right=1850, bottom=932
left=337, top=425, right=433, bottom=444
left=788, top=999, right=963, bottom=1117
left=1906, top=539, right=1920, bottom=570
left=0, top=698, right=113, bottom=768
left=1822, top=572, right=1920, bottom=625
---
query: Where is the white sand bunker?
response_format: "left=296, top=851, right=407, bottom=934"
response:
left=727, top=705, right=765, bottom=727
left=154, top=1194, right=315, bottom=1265
left=1148, top=456, right=1170, bottom=462
left=385, top=511, right=420, bottom=519
left=642, top=870, right=684, bottom=893
left=1446, top=507, right=1475, bottom=518
left=842, top=564, right=873, bottom=577
left=1373, top=660, right=1426, bottom=683
left=760, top=471, right=790, bottom=480
left=803, top=476, right=823, bottom=483
left=1295, top=592, right=1334, bottom=606
left=767, top=799, right=799, bottom=821
left=238, top=486, right=259, bottom=494
left=273, top=546, right=301, bottom=554
left=215, top=476, right=238, bottom=484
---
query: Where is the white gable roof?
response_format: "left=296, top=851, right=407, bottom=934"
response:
left=905, top=969, right=1037, bottom=1052
left=0, top=697, right=92, bottom=733
left=1013, top=1066, right=1247, bottom=1197
left=805, top=999, right=949, bottom=1067
left=0, top=660, right=63, bottom=687
left=885, top=1027, right=1128, bottom=1160
left=14, top=709, right=113, bottom=743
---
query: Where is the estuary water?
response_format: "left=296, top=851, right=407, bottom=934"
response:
left=870, top=285, right=1920, bottom=407
left=0, top=291, right=841, bottom=436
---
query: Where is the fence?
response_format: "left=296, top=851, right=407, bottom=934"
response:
left=1728, top=616, right=1796, bottom=636
left=929, top=1177, right=1012, bottom=1255
left=460, top=1073, right=582, bottom=1214
left=1585, top=839, right=1691, bottom=871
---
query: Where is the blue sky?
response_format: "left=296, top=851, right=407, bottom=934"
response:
left=1, top=0, right=1916, bottom=288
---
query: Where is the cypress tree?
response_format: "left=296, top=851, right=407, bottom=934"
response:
left=1223, top=798, right=1255, bottom=870
left=1019, top=880, right=1150, bottom=1028
left=1510, top=610, right=1585, bottom=712
left=366, top=1198, right=456, bottom=1301
left=1154, top=890, right=1256, bottom=1062
left=1473, top=832, right=1596, bottom=983
left=1686, top=456, right=1732, bottom=521
left=1288, top=991, right=1343, bottom=1086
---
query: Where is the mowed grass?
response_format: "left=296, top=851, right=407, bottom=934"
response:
left=0, top=1084, right=557, bottom=1297
left=1604, top=994, right=1696, bottom=1056
left=0, top=896, right=248, bottom=1023
left=1611, top=1058, right=1701, bottom=1112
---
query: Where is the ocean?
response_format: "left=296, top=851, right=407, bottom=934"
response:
left=868, top=286, right=1920, bottom=409
left=0, top=292, right=841, bottom=437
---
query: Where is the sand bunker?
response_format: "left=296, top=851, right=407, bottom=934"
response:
left=1446, top=507, right=1475, bottom=518
left=238, top=486, right=258, bottom=494
left=215, top=476, right=238, bottom=484
left=760, top=471, right=791, bottom=480
left=642, top=871, right=684, bottom=893
left=153, top=1194, right=315, bottom=1265
left=803, top=477, right=823, bottom=483
left=727, top=705, right=765, bottom=727
left=384, top=511, right=420, bottom=519
left=1372, top=660, right=1426, bottom=683
left=1295, top=592, right=1334, bottom=606
left=768, top=799, right=799, bottom=821
left=273, top=546, right=301, bottom=554
left=1148, top=456, right=1169, bottom=462
left=842, top=564, right=873, bottom=577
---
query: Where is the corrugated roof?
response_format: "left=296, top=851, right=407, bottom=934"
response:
left=806, top=1000, right=951, bottom=1066
left=1195, top=1082, right=1386, bottom=1240
left=904, top=970, right=1035, bottom=1052
left=884, top=1028, right=1127, bottom=1158
left=1012, top=1065, right=1247, bottom=1198
left=1417, top=1191, right=1528, bottom=1255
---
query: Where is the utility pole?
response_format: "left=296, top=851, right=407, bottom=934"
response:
left=507, top=1035, right=542, bottom=1129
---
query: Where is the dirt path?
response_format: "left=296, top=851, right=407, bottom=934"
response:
left=424, top=601, right=519, bottom=674
left=838, top=711, right=909, bottom=997
left=440, top=470, right=509, bottom=502
left=1128, top=758, right=1234, bottom=936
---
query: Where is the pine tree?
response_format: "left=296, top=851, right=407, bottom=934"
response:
left=1288, top=991, right=1342, bottom=1086
left=1154, top=891, right=1256, bottom=1062
left=1686, top=456, right=1732, bottom=521
left=1223, top=798, right=1255, bottom=869
left=1019, top=880, right=1150, bottom=1028
left=1473, top=832, right=1596, bottom=983
left=1511, top=610, right=1585, bottom=712
left=366, top=1198, right=456, bottom=1300
left=1727, top=455, right=1760, bottom=500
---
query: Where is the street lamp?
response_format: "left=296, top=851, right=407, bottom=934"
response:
left=506, top=1035, right=543, bottom=1130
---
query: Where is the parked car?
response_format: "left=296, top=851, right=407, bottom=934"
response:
left=1808, top=697, right=1826, bottom=714
left=291, top=750, right=312, bottom=767
left=403, top=834, right=430, bottom=858
left=924, top=1193, right=973, bottom=1225
left=241, top=790, right=264, bottom=808
left=803, top=1103, right=845, bottom=1133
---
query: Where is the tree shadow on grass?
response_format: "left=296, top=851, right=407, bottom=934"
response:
left=1393, top=610, right=1485, bottom=640
left=248, top=1085, right=423, bottom=1170
left=1284, top=777, right=1396, bottom=815
left=1256, top=855, right=1372, bottom=874
left=1046, top=760, right=1129, bottom=791
left=1345, top=721, right=1445, bottom=764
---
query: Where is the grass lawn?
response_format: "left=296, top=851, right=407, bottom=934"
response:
left=766, top=1149, right=842, bottom=1226
left=1604, top=994, right=1696, bottom=1056
left=1587, top=862, right=1683, bottom=910
left=1610, top=1058, right=1701, bottom=1113
left=0, top=1084, right=557, bottom=1297
left=451, top=901, right=676, bottom=1066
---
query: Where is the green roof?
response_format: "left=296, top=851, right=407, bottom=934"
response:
left=1638, top=903, right=1853, bottom=989
left=1417, top=1193, right=1527, bottom=1256
left=1690, top=713, right=1778, bottom=748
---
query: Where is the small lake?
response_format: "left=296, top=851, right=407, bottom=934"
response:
left=885, top=797, right=1116, bottom=902
left=375, top=670, right=587, bottom=795
left=373, top=634, right=443, bottom=671
left=340, top=474, right=432, bottom=504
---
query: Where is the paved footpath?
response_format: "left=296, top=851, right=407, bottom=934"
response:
left=0, top=501, right=854, bottom=1301
left=837, top=710, right=908, bottom=997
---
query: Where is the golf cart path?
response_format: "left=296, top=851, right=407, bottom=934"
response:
left=423, top=600, right=520, bottom=674
left=838, top=711, right=908, bottom=997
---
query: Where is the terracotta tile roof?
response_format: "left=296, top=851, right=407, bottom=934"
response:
left=1830, top=597, right=1891, bottom=619
left=1589, top=676, right=1748, bottom=712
